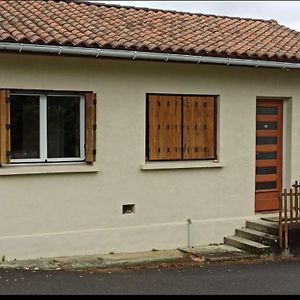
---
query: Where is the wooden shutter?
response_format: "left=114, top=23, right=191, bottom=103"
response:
left=183, top=96, right=215, bottom=160
left=148, top=95, right=182, bottom=160
left=85, top=92, right=97, bottom=164
left=0, top=90, right=10, bottom=165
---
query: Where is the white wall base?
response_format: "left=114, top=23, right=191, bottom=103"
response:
left=0, top=216, right=255, bottom=261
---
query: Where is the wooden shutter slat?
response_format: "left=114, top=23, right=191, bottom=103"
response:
left=183, top=96, right=215, bottom=160
left=148, top=95, right=182, bottom=160
left=85, top=92, right=97, bottom=164
left=0, top=90, right=10, bottom=165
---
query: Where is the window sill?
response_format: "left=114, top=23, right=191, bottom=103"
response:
left=0, top=163, right=99, bottom=176
left=140, top=161, right=224, bottom=170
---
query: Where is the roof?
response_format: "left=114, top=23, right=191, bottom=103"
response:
left=0, top=0, right=300, bottom=63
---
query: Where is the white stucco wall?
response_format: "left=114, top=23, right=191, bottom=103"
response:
left=0, top=53, right=299, bottom=260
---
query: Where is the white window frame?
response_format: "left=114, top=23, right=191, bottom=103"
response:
left=10, top=93, right=85, bottom=164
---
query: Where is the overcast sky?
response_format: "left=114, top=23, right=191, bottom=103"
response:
left=91, top=1, right=300, bottom=32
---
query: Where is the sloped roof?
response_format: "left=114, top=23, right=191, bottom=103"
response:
left=0, top=0, right=300, bottom=63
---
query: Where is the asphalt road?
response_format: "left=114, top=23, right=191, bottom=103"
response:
left=0, top=260, right=300, bottom=295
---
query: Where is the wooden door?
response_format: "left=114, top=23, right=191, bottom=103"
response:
left=255, top=99, right=283, bottom=212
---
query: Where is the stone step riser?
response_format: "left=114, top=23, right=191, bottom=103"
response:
left=246, top=220, right=278, bottom=235
left=224, top=237, right=271, bottom=255
left=235, top=229, right=277, bottom=246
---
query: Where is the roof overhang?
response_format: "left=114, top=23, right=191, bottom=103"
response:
left=0, top=42, right=300, bottom=70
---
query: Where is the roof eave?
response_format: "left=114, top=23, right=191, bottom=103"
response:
left=0, top=42, right=300, bottom=70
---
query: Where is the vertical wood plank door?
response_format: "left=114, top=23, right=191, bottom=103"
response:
left=255, top=99, right=283, bottom=212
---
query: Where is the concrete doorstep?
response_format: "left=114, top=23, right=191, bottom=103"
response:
left=178, top=244, right=262, bottom=263
left=0, top=243, right=280, bottom=272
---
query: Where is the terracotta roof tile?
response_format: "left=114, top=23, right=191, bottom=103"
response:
left=0, top=0, right=299, bottom=62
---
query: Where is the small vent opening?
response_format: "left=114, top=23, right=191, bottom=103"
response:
left=122, top=204, right=135, bottom=214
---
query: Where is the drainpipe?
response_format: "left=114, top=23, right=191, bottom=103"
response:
left=187, top=218, right=193, bottom=248
left=0, top=42, right=300, bottom=70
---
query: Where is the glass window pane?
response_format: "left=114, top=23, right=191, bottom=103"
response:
left=256, top=181, right=277, bottom=190
left=256, top=122, right=277, bottom=130
left=10, top=95, right=40, bottom=159
left=256, top=167, right=277, bottom=175
left=256, top=137, right=277, bottom=145
left=257, top=107, right=277, bottom=115
left=47, top=96, right=81, bottom=158
left=256, top=152, right=277, bottom=160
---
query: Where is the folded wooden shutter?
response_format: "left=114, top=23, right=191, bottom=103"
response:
left=85, top=92, right=97, bottom=164
left=148, top=95, right=182, bottom=160
left=183, top=96, right=215, bottom=160
left=0, top=90, right=10, bottom=165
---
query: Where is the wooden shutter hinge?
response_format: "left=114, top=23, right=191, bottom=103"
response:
left=6, top=150, right=11, bottom=158
left=93, top=149, right=96, bottom=155
left=5, top=96, right=10, bottom=103
left=6, top=124, right=11, bottom=130
left=93, top=99, right=97, bottom=105
left=93, top=124, right=97, bottom=130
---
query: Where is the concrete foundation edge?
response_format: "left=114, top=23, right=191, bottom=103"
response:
left=0, top=216, right=255, bottom=260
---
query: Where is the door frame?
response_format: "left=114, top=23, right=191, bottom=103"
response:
left=255, top=99, right=283, bottom=212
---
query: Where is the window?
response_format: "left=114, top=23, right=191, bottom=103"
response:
left=0, top=90, right=97, bottom=165
left=146, top=94, right=217, bottom=161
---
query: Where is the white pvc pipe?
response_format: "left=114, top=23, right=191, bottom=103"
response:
left=187, top=218, right=192, bottom=248
left=0, top=42, right=300, bottom=70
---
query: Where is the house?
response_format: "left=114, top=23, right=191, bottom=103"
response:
left=0, top=0, right=299, bottom=260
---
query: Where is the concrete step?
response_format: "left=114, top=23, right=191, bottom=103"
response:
left=246, top=219, right=278, bottom=235
left=178, top=244, right=259, bottom=263
left=236, top=227, right=278, bottom=246
left=224, top=235, right=271, bottom=255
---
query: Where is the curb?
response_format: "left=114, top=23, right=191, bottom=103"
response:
left=0, top=248, right=298, bottom=272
